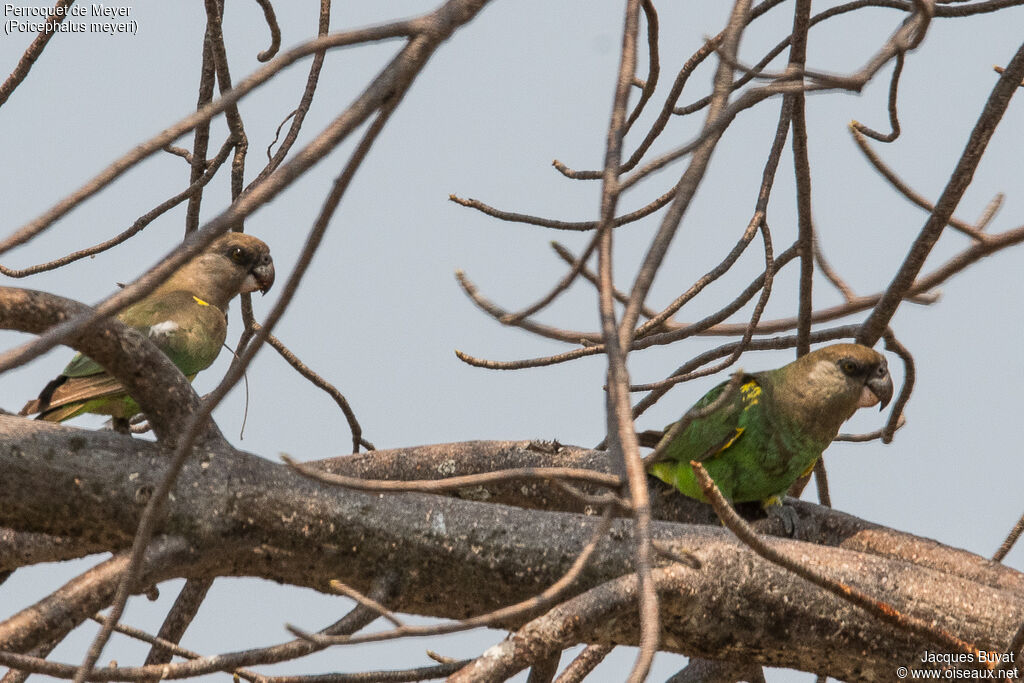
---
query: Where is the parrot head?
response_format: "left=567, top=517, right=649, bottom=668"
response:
left=165, top=232, right=276, bottom=310
left=216, top=232, right=275, bottom=296
left=789, top=343, right=893, bottom=417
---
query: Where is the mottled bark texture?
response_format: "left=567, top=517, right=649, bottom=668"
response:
left=0, top=420, right=1020, bottom=680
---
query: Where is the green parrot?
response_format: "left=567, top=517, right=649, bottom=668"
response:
left=20, top=232, right=275, bottom=428
left=647, top=343, right=893, bottom=506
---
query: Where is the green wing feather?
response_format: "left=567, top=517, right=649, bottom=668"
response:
left=649, top=375, right=760, bottom=501
left=656, top=376, right=754, bottom=464
left=24, top=291, right=226, bottom=421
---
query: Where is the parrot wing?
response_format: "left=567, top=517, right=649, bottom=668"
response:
left=21, top=291, right=223, bottom=419
left=648, top=374, right=765, bottom=502
left=658, top=374, right=760, bottom=464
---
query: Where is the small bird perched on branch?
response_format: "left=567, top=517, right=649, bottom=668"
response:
left=647, top=343, right=893, bottom=512
left=20, top=232, right=275, bottom=431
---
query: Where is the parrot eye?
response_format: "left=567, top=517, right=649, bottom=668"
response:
left=839, top=358, right=859, bottom=375
left=229, top=246, right=248, bottom=263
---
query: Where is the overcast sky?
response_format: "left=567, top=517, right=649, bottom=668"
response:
left=2, top=2, right=1023, bottom=681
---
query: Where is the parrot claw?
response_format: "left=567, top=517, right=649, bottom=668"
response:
left=763, top=497, right=800, bottom=538
left=110, top=417, right=132, bottom=435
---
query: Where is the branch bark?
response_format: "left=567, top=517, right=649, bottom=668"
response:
left=1, top=420, right=1020, bottom=680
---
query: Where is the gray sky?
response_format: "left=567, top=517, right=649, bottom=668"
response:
left=2, top=1, right=1023, bottom=681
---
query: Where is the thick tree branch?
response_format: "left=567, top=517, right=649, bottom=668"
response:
left=1, top=421, right=1021, bottom=680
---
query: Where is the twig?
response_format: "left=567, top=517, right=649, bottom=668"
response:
left=284, top=456, right=623, bottom=492
left=813, top=231, right=857, bottom=302
left=252, top=0, right=282, bottom=61
left=553, top=644, right=613, bottom=683
left=812, top=459, right=831, bottom=507
left=974, top=193, right=1003, bottom=232
left=203, top=0, right=248, bottom=203
left=858, top=37, right=1024, bottom=345
left=255, top=321, right=373, bottom=452
left=835, top=413, right=906, bottom=442
left=328, top=581, right=405, bottom=628
left=248, top=0, right=332, bottom=187
left=993, top=511, right=1024, bottom=563
left=880, top=329, right=914, bottom=443
left=625, top=0, right=660, bottom=130
left=0, top=135, right=236, bottom=277
left=449, top=186, right=675, bottom=231
left=455, top=270, right=600, bottom=345
left=0, top=0, right=76, bottom=108
left=91, top=613, right=263, bottom=683
left=788, top=0, right=814, bottom=358
left=261, top=660, right=472, bottom=682
left=454, top=344, right=601, bottom=371
left=850, top=51, right=904, bottom=142
left=143, top=579, right=213, bottom=666
left=183, top=14, right=217, bottom=235
left=142, top=581, right=211, bottom=663
left=849, top=124, right=988, bottom=241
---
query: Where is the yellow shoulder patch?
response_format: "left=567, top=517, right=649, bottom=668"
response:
left=193, top=296, right=211, bottom=307
left=740, top=380, right=761, bottom=409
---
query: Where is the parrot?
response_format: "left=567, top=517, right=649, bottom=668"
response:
left=647, top=343, right=893, bottom=508
left=19, top=232, right=275, bottom=430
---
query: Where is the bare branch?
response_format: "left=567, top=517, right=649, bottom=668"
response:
left=858, top=38, right=1024, bottom=345
left=994, top=512, right=1024, bottom=563
left=0, top=537, right=193, bottom=655
left=284, top=455, right=623, bottom=492
left=252, top=0, right=282, bottom=62
left=255, top=321, right=373, bottom=452
left=0, top=0, right=75, bottom=108
left=849, top=123, right=989, bottom=241
left=0, top=136, right=236, bottom=278
left=143, top=579, right=213, bottom=667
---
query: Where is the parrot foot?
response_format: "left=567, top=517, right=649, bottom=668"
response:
left=111, top=417, right=131, bottom=435
left=763, top=496, right=800, bottom=538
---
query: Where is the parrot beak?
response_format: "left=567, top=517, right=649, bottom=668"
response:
left=863, top=364, right=893, bottom=411
left=246, top=255, right=275, bottom=295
